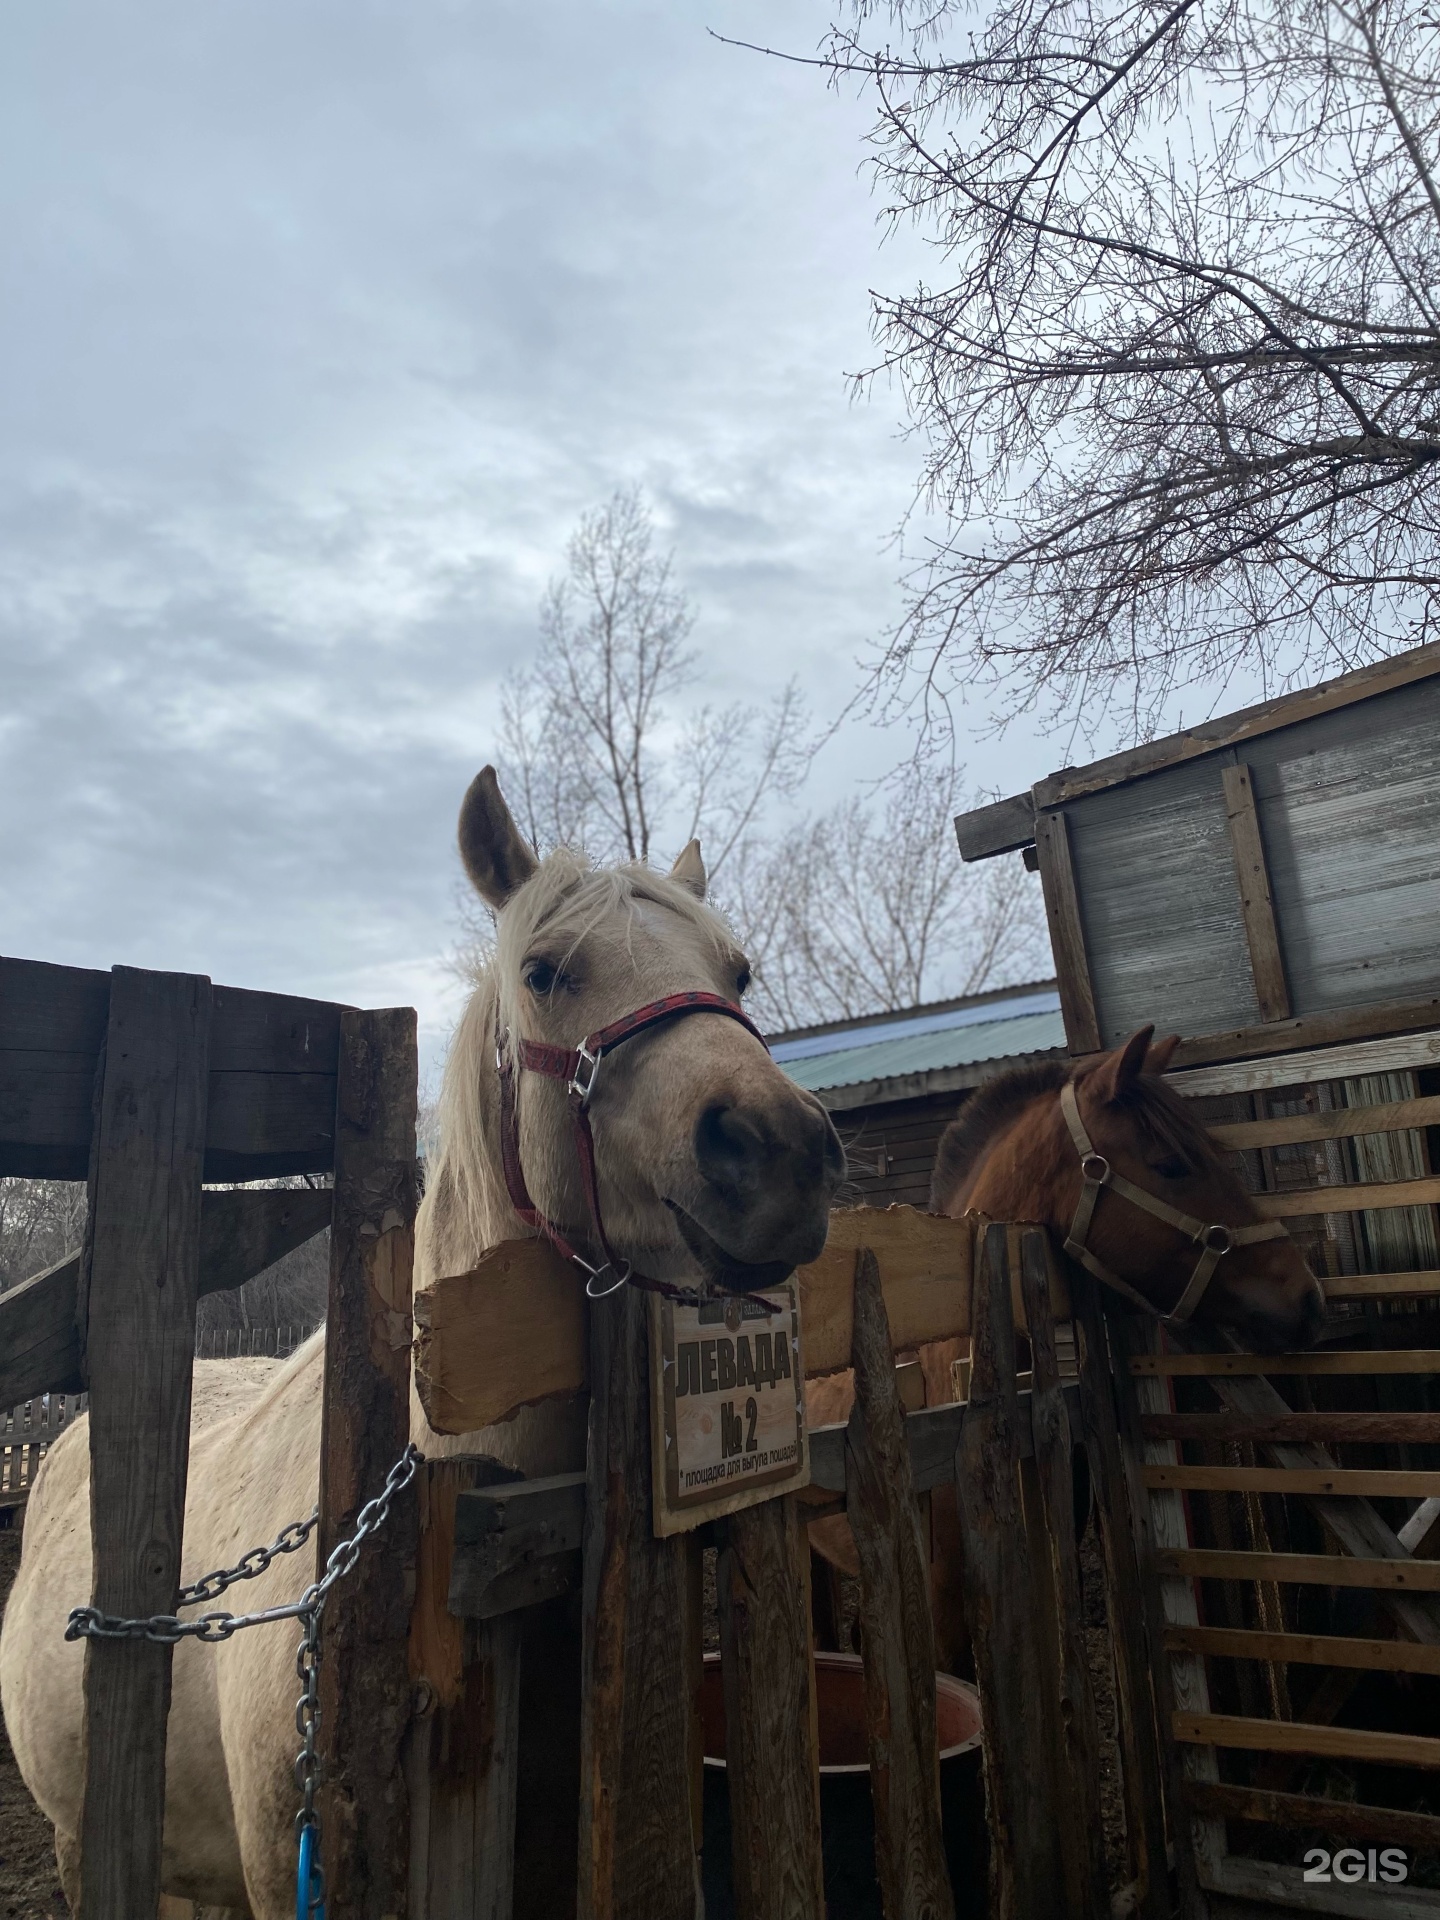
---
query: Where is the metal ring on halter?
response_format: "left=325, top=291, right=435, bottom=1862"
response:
left=1199, top=1223, right=1232, bottom=1255
left=569, top=1043, right=602, bottom=1104
left=1082, top=1152, right=1111, bottom=1184
left=582, top=1259, right=632, bottom=1300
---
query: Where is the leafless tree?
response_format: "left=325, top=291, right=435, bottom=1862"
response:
left=785, top=0, right=1440, bottom=738
left=0, top=1178, right=86, bottom=1291
left=457, top=486, right=810, bottom=971
left=731, top=757, right=1051, bottom=1029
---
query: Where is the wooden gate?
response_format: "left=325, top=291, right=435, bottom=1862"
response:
left=410, top=1209, right=1181, bottom=1920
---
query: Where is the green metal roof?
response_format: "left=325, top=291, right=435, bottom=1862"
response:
left=770, top=988, right=1066, bottom=1106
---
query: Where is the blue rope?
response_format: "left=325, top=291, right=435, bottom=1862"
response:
left=296, top=1822, right=324, bottom=1920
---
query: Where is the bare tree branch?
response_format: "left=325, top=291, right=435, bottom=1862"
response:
left=807, top=0, right=1440, bottom=738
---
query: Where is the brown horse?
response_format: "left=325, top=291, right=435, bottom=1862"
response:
left=930, top=1026, right=1324, bottom=1351
left=807, top=1027, right=1324, bottom=1659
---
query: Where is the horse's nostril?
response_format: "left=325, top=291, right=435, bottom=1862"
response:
left=695, top=1102, right=767, bottom=1193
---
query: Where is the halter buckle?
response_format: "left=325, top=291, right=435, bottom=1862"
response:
left=1199, top=1223, right=1232, bottom=1256
left=1081, top=1152, right=1111, bottom=1185
left=569, top=1043, right=602, bottom=1105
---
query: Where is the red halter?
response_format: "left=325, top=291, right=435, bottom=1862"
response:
left=495, top=990, right=770, bottom=1302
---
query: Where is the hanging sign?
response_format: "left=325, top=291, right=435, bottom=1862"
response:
left=649, top=1282, right=808, bottom=1536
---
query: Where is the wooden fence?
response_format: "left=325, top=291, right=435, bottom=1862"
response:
left=408, top=1211, right=1176, bottom=1920
left=0, top=956, right=417, bottom=1920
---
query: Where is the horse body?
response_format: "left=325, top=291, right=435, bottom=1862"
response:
left=0, top=766, right=843, bottom=1917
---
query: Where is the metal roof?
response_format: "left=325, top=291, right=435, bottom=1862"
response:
left=770, top=986, right=1066, bottom=1110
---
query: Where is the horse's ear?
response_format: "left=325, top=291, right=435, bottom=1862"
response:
left=669, top=839, right=707, bottom=900
left=1145, top=1032, right=1182, bottom=1076
left=1093, top=1025, right=1155, bottom=1104
left=458, top=766, right=539, bottom=909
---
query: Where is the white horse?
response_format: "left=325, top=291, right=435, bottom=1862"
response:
left=0, top=766, right=845, bottom=1918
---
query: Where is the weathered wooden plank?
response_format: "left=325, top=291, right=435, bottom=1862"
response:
left=1156, top=1548, right=1440, bottom=1590
left=1034, top=810, right=1103, bottom=1054
left=800, top=1208, right=981, bottom=1373
left=1068, top=1280, right=1172, bottom=1920
left=1130, top=1349, right=1440, bottom=1376
left=577, top=1287, right=700, bottom=1920
left=445, top=1390, right=1090, bottom=1616
left=1141, top=1410, right=1440, bottom=1444
left=1209, top=1094, right=1440, bottom=1148
left=0, top=961, right=343, bottom=1179
left=449, top=1472, right=585, bottom=1620
left=407, top=1457, right=524, bottom=1920
left=77, top=967, right=211, bottom=1920
left=954, top=1225, right=1065, bottom=1919
left=715, top=1496, right=825, bottom=1920
left=201, top=1068, right=337, bottom=1180
left=1109, top=1312, right=1220, bottom=1913
left=415, top=1207, right=994, bottom=1435
left=1205, top=1853, right=1440, bottom=1919
left=1222, top=763, right=1292, bottom=1022
left=1176, top=1713, right=1440, bottom=1768
left=847, top=1245, right=955, bottom=1920
left=1183, top=1779, right=1440, bottom=1850
left=1170, top=1022, right=1440, bottom=1094
left=1016, top=1231, right=1107, bottom=1920
left=0, top=955, right=110, bottom=1051
left=1146, top=1465, right=1440, bottom=1498
left=1163, top=1624, right=1440, bottom=1677
left=317, top=1007, right=419, bottom=1920
left=1327, top=1271, right=1440, bottom=1298
left=0, top=1185, right=330, bottom=1408
left=1033, top=642, right=1440, bottom=811
left=1251, top=1173, right=1440, bottom=1218
left=953, top=791, right=1036, bottom=861
left=413, top=1239, right=587, bottom=1435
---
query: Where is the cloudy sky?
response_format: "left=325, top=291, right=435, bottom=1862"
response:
left=2, top=0, right=1069, bottom=1077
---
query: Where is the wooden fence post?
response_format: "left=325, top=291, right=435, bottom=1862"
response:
left=407, top=1457, right=526, bottom=1920
left=77, top=966, right=211, bottom=1920
left=1016, top=1232, right=1109, bottom=1920
left=1069, top=1274, right=1173, bottom=1920
left=716, top=1493, right=825, bottom=1920
left=577, top=1286, right=702, bottom=1920
left=318, top=1005, right=420, bottom=1919
left=848, top=1245, right=956, bottom=1920
left=953, top=1224, right=1065, bottom=1920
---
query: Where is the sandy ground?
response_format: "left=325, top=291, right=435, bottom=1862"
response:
left=0, top=1522, right=67, bottom=1920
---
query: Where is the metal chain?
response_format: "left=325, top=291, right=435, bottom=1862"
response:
left=64, top=1443, right=420, bottom=1646
left=66, top=1442, right=420, bottom=1920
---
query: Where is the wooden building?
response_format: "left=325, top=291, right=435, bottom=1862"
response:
left=955, top=643, right=1440, bottom=1919
left=768, top=979, right=1064, bottom=1209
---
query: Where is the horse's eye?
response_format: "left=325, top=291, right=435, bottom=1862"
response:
left=736, top=966, right=752, bottom=997
left=1152, top=1155, right=1189, bottom=1181
left=524, top=960, right=560, bottom=997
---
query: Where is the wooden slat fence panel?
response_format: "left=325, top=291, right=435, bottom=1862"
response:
left=845, top=1244, right=955, bottom=1920
left=953, top=1223, right=1070, bottom=1919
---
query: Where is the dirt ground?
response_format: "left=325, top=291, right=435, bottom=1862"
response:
left=0, top=1521, right=68, bottom=1920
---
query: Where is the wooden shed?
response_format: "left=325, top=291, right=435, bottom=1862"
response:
left=957, top=643, right=1440, bottom=1067
left=766, top=979, right=1065, bottom=1209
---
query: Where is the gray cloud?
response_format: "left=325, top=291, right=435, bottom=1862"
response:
left=1, top=0, right=1056, bottom=1073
